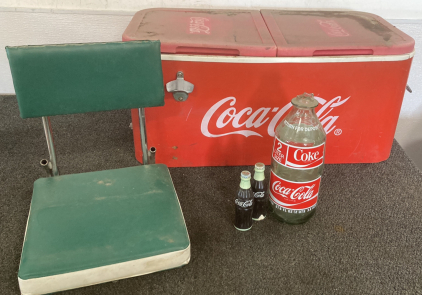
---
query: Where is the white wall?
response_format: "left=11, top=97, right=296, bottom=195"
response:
left=393, top=22, right=422, bottom=169
left=1, top=1, right=422, bottom=169
left=1, top=0, right=422, bottom=19
left=0, top=10, right=133, bottom=94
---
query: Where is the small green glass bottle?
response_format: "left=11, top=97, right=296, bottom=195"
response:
left=252, top=163, right=268, bottom=221
left=234, top=171, right=254, bottom=231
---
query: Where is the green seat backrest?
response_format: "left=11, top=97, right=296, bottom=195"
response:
left=6, top=41, right=164, bottom=118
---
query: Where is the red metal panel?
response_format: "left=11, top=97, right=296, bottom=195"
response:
left=132, top=57, right=412, bottom=167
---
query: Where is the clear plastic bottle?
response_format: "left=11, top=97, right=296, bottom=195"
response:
left=269, top=93, right=326, bottom=224
left=234, top=171, right=254, bottom=231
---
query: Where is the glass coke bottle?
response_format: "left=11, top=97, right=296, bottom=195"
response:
left=269, top=93, right=326, bottom=224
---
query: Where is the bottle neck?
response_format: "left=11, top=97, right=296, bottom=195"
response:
left=254, top=171, right=265, bottom=182
left=291, top=106, right=317, bottom=116
left=239, top=178, right=251, bottom=190
left=284, top=106, right=319, bottom=128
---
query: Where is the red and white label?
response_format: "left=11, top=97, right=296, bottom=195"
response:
left=269, top=171, right=320, bottom=211
left=272, top=137, right=325, bottom=170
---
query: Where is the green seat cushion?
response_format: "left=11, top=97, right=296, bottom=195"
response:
left=18, top=164, right=190, bottom=280
left=6, top=41, right=164, bottom=118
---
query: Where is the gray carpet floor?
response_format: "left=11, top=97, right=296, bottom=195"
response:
left=1, top=95, right=421, bottom=294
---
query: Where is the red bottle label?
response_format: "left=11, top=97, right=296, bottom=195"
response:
left=269, top=171, right=320, bottom=211
left=272, top=137, right=325, bottom=170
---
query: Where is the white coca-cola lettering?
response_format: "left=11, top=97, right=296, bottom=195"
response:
left=232, top=107, right=253, bottom=128
left=272, top=137, right=324, bottom=169
left=246, top=108, right=271, bottom=128
left=201, top=96, right=350, bottom=138
left=316, top=96, right=349, bottom=134
left=291, top=185, right=315, bottom=200
left=254, top=192, right=265, bottom=198
left=216, top=107, right=235, bottom=128
left=201, top=97, right=262, bottom=137
left=293, top=149, right=320, bottom=162
left=317, top=19, right=349, bottom=37
left=189, top=17, right=211, bottom=34
left=272, top=181, right=292, bottom=198
left=269, top=172, right=320, bottom=210
left=272, top=181, right=316, bottom=201
left=235, top=199, right=253, bottom=208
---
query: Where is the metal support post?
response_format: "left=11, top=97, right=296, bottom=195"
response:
left=138, top=108, right=149, bottom=165
left=42, top=116, right=59, bottom=176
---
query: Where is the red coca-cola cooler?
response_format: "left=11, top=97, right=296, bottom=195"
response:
left=122, top=8, right=414, bottom=167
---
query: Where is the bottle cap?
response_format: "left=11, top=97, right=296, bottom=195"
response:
left=254, top=163, right=265, bottom=171
left=291, top=92, right=318, bottom=109
left=240, top=171, right=251, bottom=180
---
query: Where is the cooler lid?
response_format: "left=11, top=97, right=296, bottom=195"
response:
left=123, top=8, right=276, bottom=57
left=261, top=10, right=415, bottom=57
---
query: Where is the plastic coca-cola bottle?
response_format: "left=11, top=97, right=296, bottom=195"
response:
left=269, top=93, right=326, bottom=224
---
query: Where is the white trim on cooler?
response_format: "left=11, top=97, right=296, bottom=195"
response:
left=162, top=50, right=415, bottom=63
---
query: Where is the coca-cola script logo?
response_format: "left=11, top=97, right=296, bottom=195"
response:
left=254, top=192, right=265, bottom=198
left=269, top=171, right=321, bottom=210
left=272, top=137, right=325, bottom=169
left=189, top=17, right=210, bottom=34
left=317, top=19, right=350, bottom=37
left=201, top=95, right=350, bottom=138
left=235, top=199, right=253, bottom=208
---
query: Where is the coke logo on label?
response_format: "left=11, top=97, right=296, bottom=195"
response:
left=295, top=150, right=319, bottom=162
left=235, top=199, right=253, bottom=208
left=272, top=137, right=325, bottom=169
left=269, top=171, right=320, bottom=210
left=254, top=192, right=265, bottom=198
left=201, top=95, right=350, bottom=138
